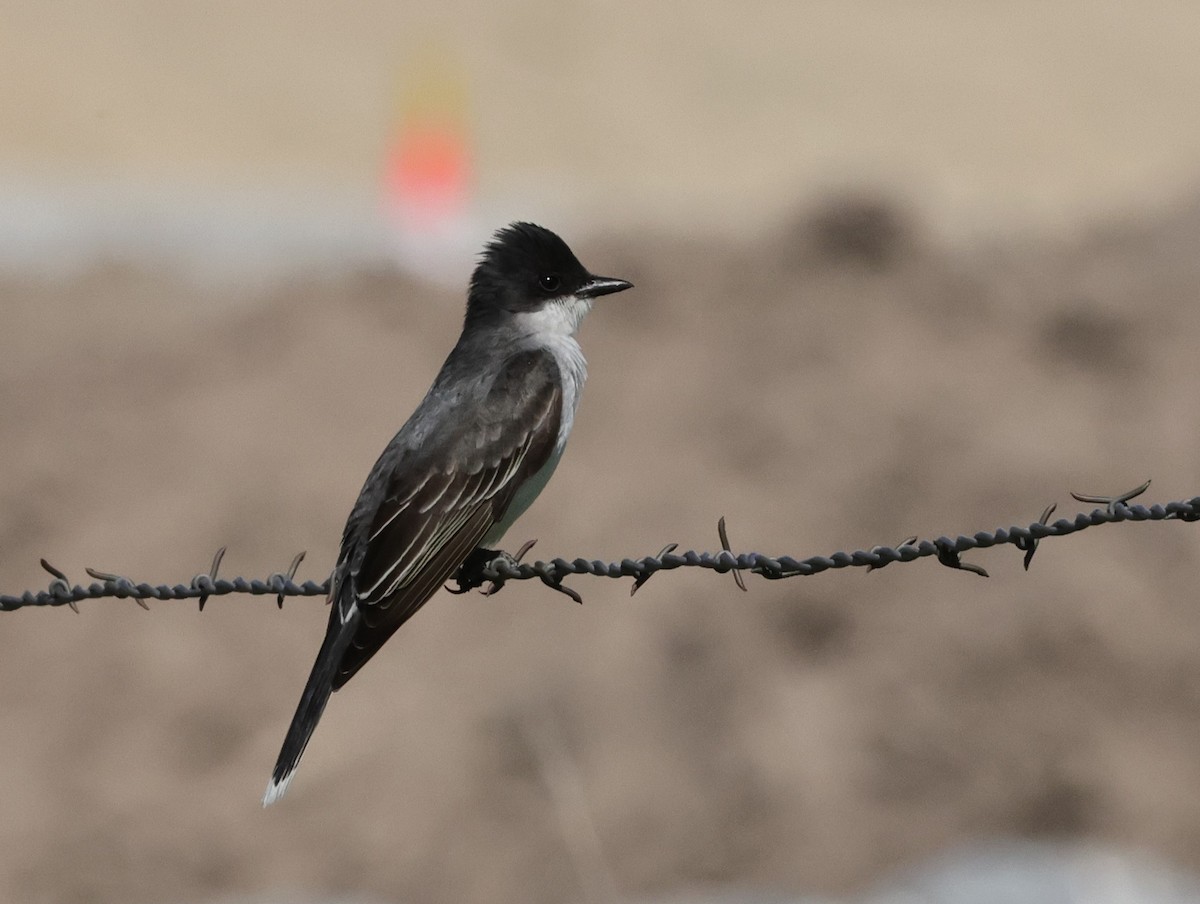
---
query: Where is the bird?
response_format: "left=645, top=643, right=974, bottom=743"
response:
left=263, top=222, right=633, bottom=805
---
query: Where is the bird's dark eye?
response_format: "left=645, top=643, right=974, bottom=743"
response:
left=537, top=273, right=562, bottom=293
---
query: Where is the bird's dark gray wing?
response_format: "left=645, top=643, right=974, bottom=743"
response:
left=332, top=348, right=563, bottom=689
left=264, top=348, right=563, bottom=803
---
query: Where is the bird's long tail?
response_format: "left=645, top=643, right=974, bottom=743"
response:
left=262, top=602, right=359, bottom=807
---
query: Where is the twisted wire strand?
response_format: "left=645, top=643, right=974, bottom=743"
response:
left=4, top=486, right=1196, bottom=611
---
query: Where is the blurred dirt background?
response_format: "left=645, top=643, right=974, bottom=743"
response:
left=4, top=3, right=1200, bottom=903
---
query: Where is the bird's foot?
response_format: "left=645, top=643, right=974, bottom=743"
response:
left=447, top=539, right=538, bottom=597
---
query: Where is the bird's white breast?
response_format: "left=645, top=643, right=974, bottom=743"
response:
left=482, top=296, right=590, bottom=545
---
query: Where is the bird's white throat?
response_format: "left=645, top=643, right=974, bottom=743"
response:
left=513, top=293, right=593, bottom=338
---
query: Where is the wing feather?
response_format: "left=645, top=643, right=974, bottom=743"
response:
left=331, top=348, right=563, bottom=689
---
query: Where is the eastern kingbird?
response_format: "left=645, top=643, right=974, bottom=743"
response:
left=263, top=222, right=632, bottom=805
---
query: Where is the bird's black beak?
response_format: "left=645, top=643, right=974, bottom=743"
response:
left=577, top=275, right=634, bottom=299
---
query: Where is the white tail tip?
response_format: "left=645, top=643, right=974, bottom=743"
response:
left=262, top=771, right=296, bottom=808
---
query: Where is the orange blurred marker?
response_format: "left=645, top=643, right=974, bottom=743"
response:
left=382, top=46, right=475, bottom=277
left=384, top=118, right=471, bottom=225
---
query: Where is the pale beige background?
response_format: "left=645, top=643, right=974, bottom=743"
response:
left=3, top=1, right=1200, bottom=252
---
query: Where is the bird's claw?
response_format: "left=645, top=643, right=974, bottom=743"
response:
left=447, top=539, right=538, bottom=597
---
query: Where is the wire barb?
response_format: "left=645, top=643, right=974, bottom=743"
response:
left=630, top=544, right=678, bottom=597
left=1014, top=504, right=1057, bottom=571
left=934, top=539, right=989, bottom=578
left=84, top=567, right=148, bottom=609
left=193, top=546, right=226, bottom=612
left=1070, top=478, right=1151, bottom=514
left=539, top=570, right=584, bottom=604
left=265, top=551, right=306, bottom=609
left=867, top=536, right=918, bottom=573
left=6, top=482, right=1200, bottom=611
left=717, top=516, right=747, bottom=592
left=40, top=559, right=79, bottom=613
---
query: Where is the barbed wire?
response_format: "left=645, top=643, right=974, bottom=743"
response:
left=2, top=481, right=1195, bottom=612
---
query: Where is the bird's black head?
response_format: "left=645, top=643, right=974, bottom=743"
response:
left=466, top=222, right=632, bottom=324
